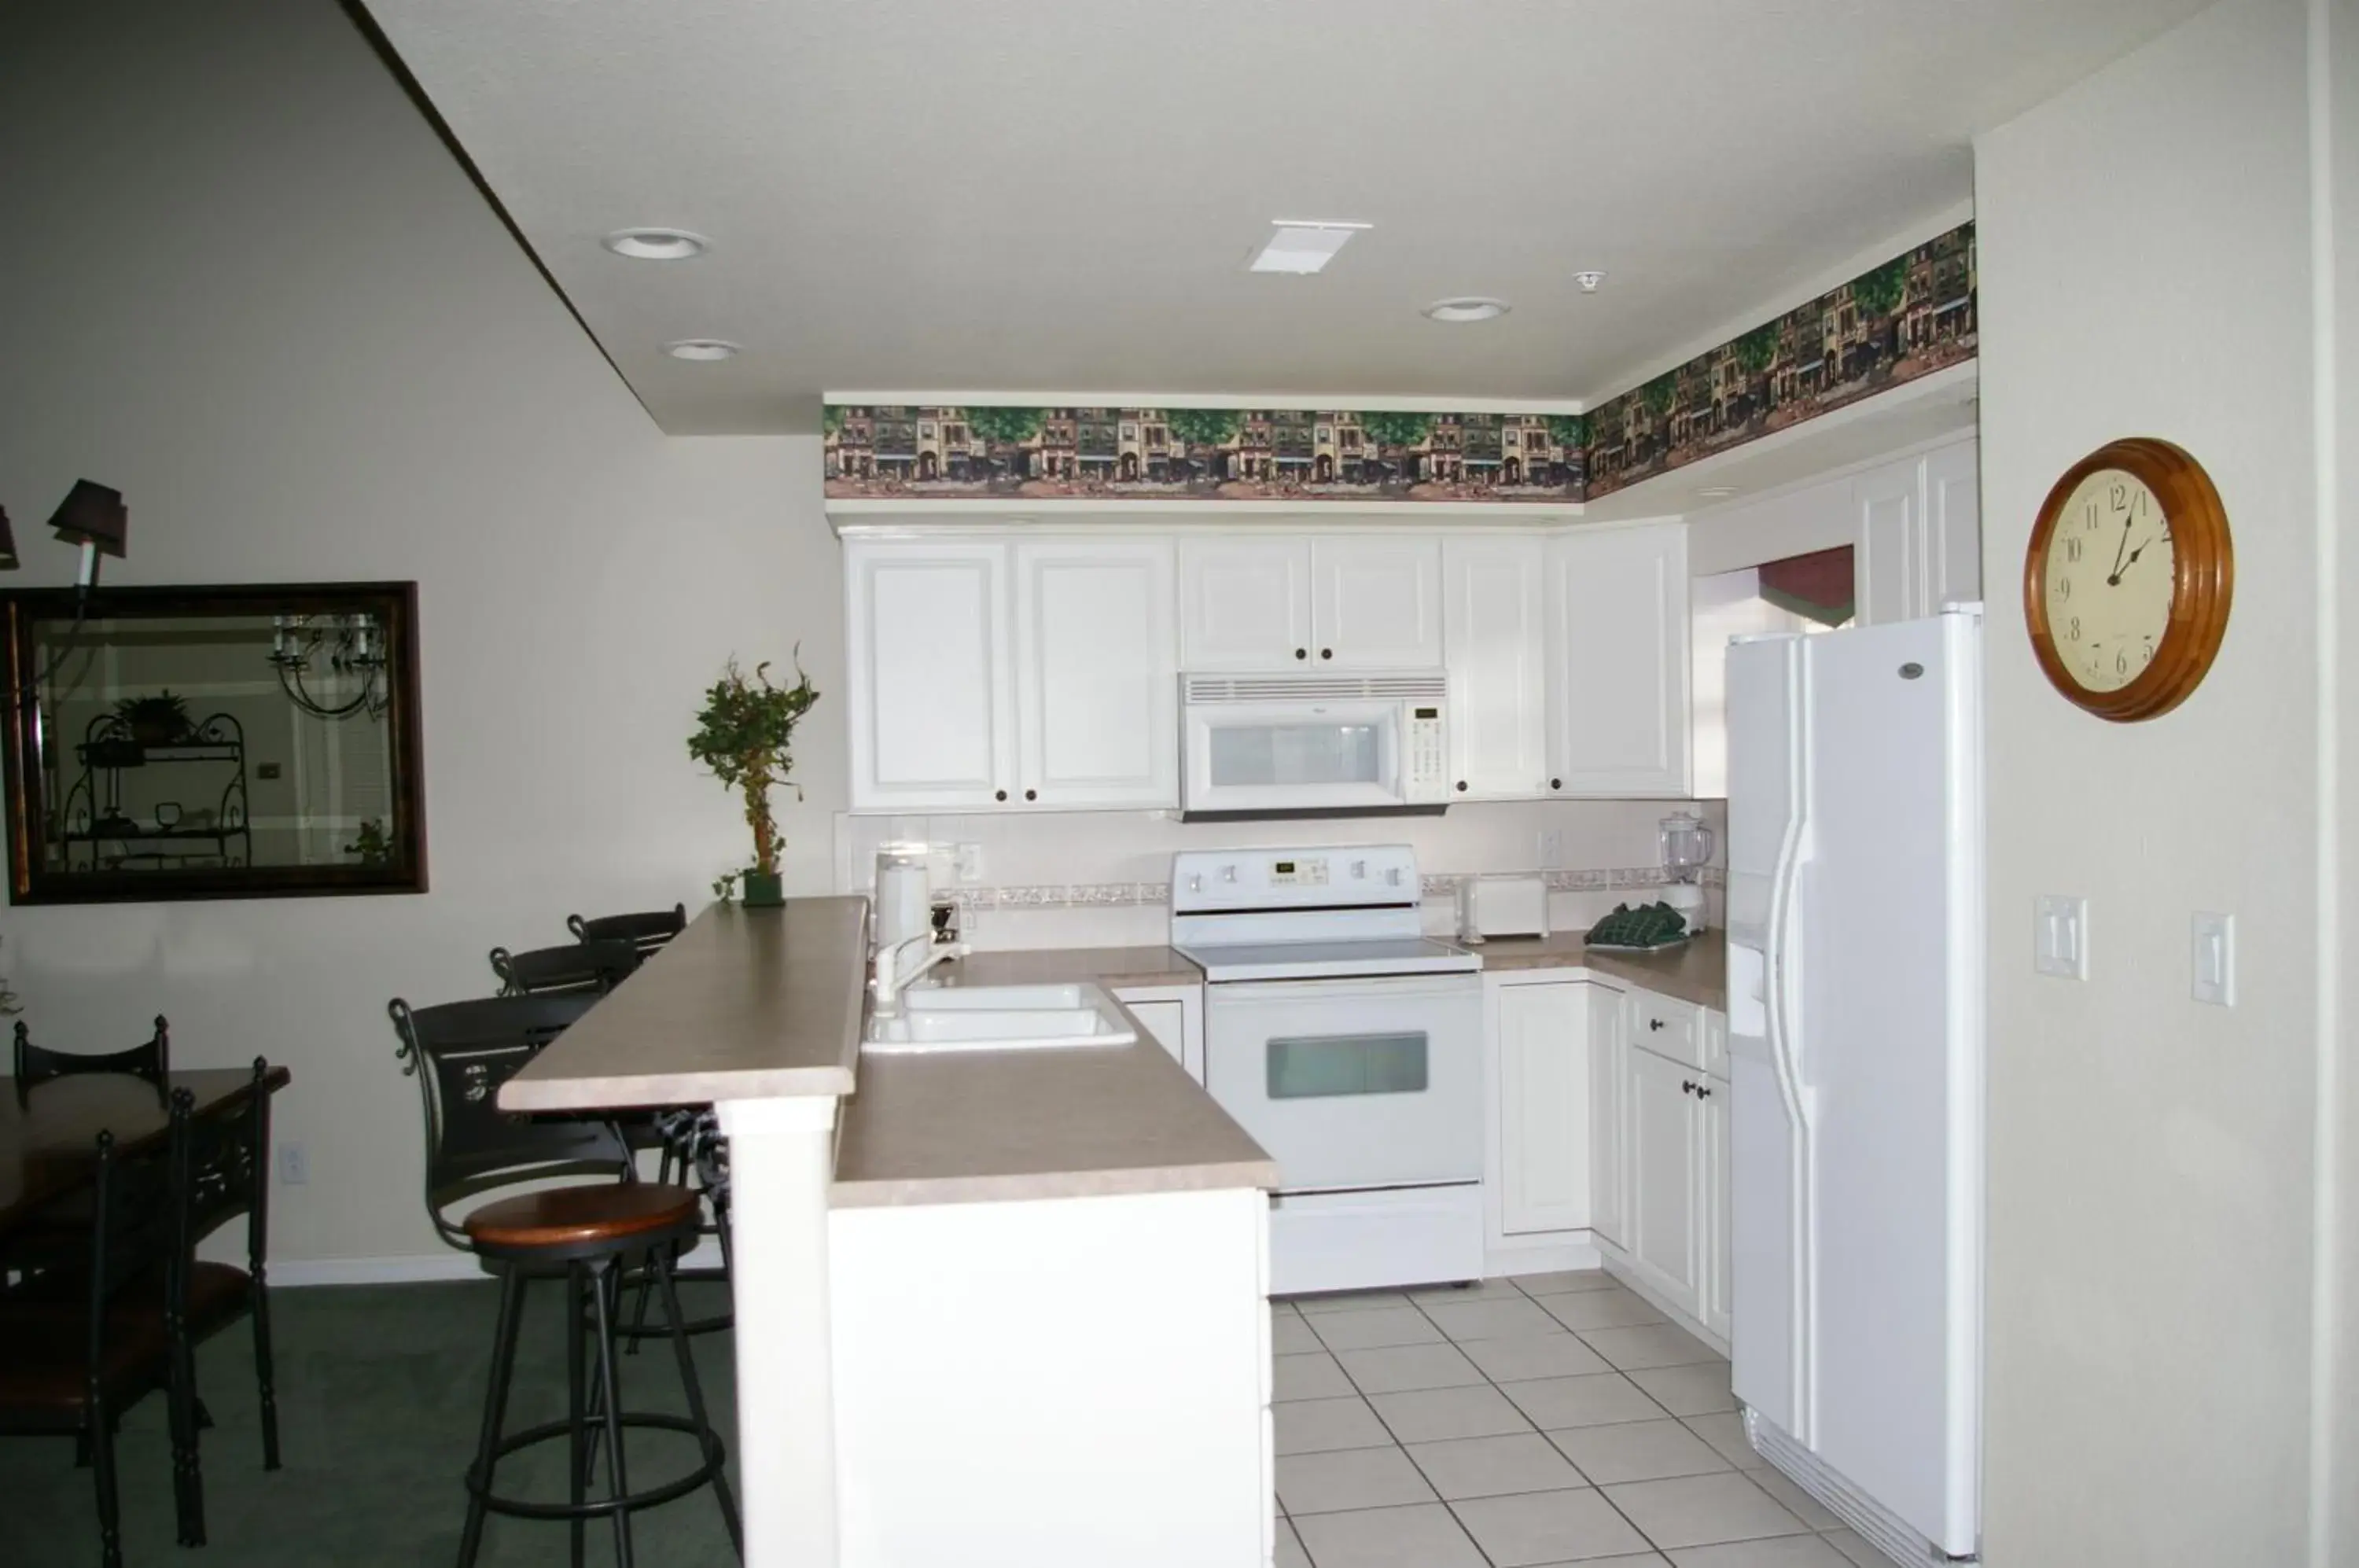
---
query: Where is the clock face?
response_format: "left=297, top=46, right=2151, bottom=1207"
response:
left=2041, top=466, right=2175, bottom=694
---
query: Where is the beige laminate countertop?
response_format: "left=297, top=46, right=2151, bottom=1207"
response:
left=832, top=944, right=1278, bottom=1208
left=1474, top=929, right=1728, bottom=1011
left=501, top=896, right=870, bottom=1111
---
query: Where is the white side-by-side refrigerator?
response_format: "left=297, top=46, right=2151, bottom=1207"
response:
left=1724, top=608, right=1984, bottom=1566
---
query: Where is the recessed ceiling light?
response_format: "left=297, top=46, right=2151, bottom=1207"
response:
left=1249, top=220, right=1371, bottom=275
left=603, top=227, right=709, bottom=261
left=1422, top=296, right=1511, bottom=324
left=663, top=339, right=741, bottom=362
left=1696, top=485, right=1739, bottom=499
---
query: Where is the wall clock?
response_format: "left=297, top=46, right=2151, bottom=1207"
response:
left=2022, top=436, right=2232, bottom=721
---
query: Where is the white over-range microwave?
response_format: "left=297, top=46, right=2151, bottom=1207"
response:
left=1179, top=672, right=1451, bottom=819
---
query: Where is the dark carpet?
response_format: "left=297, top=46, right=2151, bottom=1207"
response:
left=0, top=1278, right=741, bottom=1568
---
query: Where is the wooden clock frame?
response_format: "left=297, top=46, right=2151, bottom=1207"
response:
left=2022, top=436, right=2233, bottom=723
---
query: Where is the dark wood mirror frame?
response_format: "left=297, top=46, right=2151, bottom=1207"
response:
left=0, top=582, right=426, bottom=904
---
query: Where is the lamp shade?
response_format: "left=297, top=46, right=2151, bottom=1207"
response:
left=0, top=507, right=17, bottom=571
left=47, top=479, right=127, bottom=558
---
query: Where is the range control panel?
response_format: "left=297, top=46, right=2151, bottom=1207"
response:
left=1169, top=845, right=1421, bottom=913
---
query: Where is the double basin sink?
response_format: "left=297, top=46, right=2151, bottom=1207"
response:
left=862, top=981, right=1140, bottom=1055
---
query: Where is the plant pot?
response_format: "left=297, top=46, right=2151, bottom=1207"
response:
left=741, top=870, right=785, bottom=907
left=127, top=720, right=186, bottom=748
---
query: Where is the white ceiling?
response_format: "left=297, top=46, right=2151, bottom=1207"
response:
left=362, top=0, right=2203, bottom=435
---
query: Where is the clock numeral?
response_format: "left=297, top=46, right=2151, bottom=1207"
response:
left=2067, top=616, right=2082, bottom=642
left=2116, top=650, right=2130, bottom=676
left=2109, top=482, right=2128, bottom=511
left=2065, top=538, right=2083, bottom=564
left=2056, top=576, right=2072, bottom=602
left=2085, top=507, right=2101, bottom=532
left=2142, top=635, right=2155, bottom=665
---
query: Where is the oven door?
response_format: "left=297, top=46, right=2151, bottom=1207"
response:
left=1181, top=699, right=1406, bottom=815
left=1204, top=974, right=1482, bottom=1191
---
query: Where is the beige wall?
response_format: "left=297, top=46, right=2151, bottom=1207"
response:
left=2331, top=0, right=2358, bottom=1555
left=1974, top=0, right=2342, bottom=1559
left=0, top=0, right=844, bottom=1268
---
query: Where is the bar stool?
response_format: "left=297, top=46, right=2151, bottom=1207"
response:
left=565, top=903, right=687, bottom=959
left=388, top=995, right=740, bottom=1567
left=489, top=938, right=642, bottom=997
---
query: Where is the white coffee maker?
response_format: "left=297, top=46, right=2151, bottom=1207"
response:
left=1658, top=811, right=1715, bottom=932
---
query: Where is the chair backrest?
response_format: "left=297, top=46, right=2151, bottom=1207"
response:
left=488, top=939, right=641, bottom=997
left=170, top=1058, right=272, bottom=1277
left=13, top=1014, right=170, bottom=1092
left=565, top=903, right=687, bottom=956
left=385, top=994, right=631, bottom=1248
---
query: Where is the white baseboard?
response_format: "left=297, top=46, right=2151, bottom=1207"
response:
left=1485, top=1235, right=1605, bottom=1279
left=1596, top=1246, right=1731, bottom=1358
left=268, top=1238, right=724, bottom=1290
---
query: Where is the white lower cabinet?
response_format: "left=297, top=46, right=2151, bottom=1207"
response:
left=1492, top=978, right=1593, bottom=1236
left=1592, top=981, right=1732, bottom=1346
left=1625, top=1043, right=1701, bottom=1305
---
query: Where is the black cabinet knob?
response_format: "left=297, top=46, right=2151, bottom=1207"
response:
left=1320, top=648, right=1334, bottom=660
left=1696, top=1084, right=1714, bottom=1099
left=994, top=790, right=1007, bottom=802
left=1681, top=1079, right=1697, bottom=1095
left=1648, top=1018, right=1665, bottom=1031
left=1024, top=789, right=1037, bottom=801
left=1456, top=780, right=1469, bottom=793
left=1550, top=778, right=1563, bottom=790
left=1294, top=647, right=1308, bottom=661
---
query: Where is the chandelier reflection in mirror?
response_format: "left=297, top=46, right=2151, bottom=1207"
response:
left=268, top=612, right=389, bottom=721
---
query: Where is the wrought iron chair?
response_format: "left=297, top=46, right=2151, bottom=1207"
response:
left=565, top=902, right=687, bottom=958
left=488, top=938, right=641, bottom=997
left=388, top=994, right=738, bottom=1567
left=0, top=1121, right=182, bottom=1568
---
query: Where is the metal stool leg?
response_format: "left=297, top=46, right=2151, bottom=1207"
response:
left=458, top=1268, right=528, bottom=1568
left=588, top=1257, right=635, bottom=1568
left=654, top=1250, right=742, bottom=1556
left=566, top=1261, right=588, bottom=1568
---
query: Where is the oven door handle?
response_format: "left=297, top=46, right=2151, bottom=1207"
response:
left=1205, top=974, right=1483, bottom=1003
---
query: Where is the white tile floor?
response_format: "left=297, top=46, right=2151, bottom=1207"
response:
left=1272, top=1272, right=1886, bottom=1568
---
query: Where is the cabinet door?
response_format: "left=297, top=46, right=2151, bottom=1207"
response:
left=1625, top=1045, right=1701, bottom=1315
left=845, top=541, right=1014, bottom=812
left=1853, top=457, right=1921, bottom=626
left=1588, top=985, right=1628, bottom=1250
left=1547, top=524, right=1692, bottom=796
left=1014, top=538, right=1179, bottom=809
left=1698, top=1073, right=1732, bottom=1340
left=1444, top=537, right=1549, bottom=800
left=1178, top=538, right=1312, bottom=669
left=1923, top=440, right=1982, bottom=611
left=1495, top=981, right=1592, bottom=1236
left=1311, top=537, right=1444, bottom=668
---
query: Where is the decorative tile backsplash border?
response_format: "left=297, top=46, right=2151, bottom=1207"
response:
left=933, top=867, right=1717, bottom=912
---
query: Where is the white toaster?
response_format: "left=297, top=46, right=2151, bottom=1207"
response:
left=1459, top=873, right=1550, bottom=941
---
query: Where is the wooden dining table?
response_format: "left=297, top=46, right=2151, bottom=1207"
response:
left=0, top=1066, right=293, bottom=1240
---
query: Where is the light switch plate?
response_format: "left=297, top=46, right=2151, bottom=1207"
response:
left=2192, top=911, right=2236, bottom=1006
left=2035, top=894, right=2089, bottom=979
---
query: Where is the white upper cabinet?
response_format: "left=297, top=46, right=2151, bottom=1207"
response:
left=1855, top=437, right=1981, bottom=626
left=1547, top=523, right=1693, bottom=797
left=1178, top=538, right=1313, bottom=669
left=1014, top=538, right=1179, bottom=809
left=1444, top=537, right=1549, bottom=800
left=1309, top=537, right=1444, bottom=668
left=848, top=537, right=1177, bottom=813
left=1922, top=439, right=1982, bottom=611
left=845, top=540, right=1016, bottom=812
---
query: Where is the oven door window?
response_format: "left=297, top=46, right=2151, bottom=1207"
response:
left=1266, top=1031, right=1430, bottom=1100
left=1208, top=722, right=1384, bottom=790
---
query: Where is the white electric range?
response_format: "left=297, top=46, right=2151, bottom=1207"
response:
left=1172, top=845, right=1485, bottom=1294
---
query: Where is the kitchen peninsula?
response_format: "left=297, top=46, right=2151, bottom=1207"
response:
left=502, top=897, right=1281, bottom=1568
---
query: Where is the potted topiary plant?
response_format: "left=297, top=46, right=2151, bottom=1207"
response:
left=687, top=654, right=819, bottom=908
left=114, top=690, right=192, bottom=747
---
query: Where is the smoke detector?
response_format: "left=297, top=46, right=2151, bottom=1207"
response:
left=1574, top=271, right=1607, bottom=293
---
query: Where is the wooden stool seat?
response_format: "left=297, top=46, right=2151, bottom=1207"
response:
left=462, top=1182, right=699, bottom=1253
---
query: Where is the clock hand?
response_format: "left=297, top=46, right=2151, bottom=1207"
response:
left=2121, top=536, right=2157, bottom=570
left=2107, top=508, right=2136, bottom=583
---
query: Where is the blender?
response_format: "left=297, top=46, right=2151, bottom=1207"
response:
left=1658, top=811, right=1715, bottom=933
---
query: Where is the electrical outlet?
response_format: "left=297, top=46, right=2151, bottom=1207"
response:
left=2192, top=911, right=2236, bottom=1006
left=2034, top=894, right=2088, bottom=980
left=955, top=842, right=984, bottom=884
left=256, top=761, right=282, bottom=781
left=1537, top=829, right=1565, bottom=868
left=277, top=1142, right=308, bottom=1186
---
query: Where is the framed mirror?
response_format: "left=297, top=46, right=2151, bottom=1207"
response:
left=0, top=583, right=425, bottom=903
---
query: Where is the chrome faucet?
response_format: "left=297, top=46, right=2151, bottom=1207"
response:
left=870, top=934, right=970, bottom=1017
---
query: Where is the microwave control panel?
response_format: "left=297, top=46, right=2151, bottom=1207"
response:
left=1403, top=704, right=1449, bottom=803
